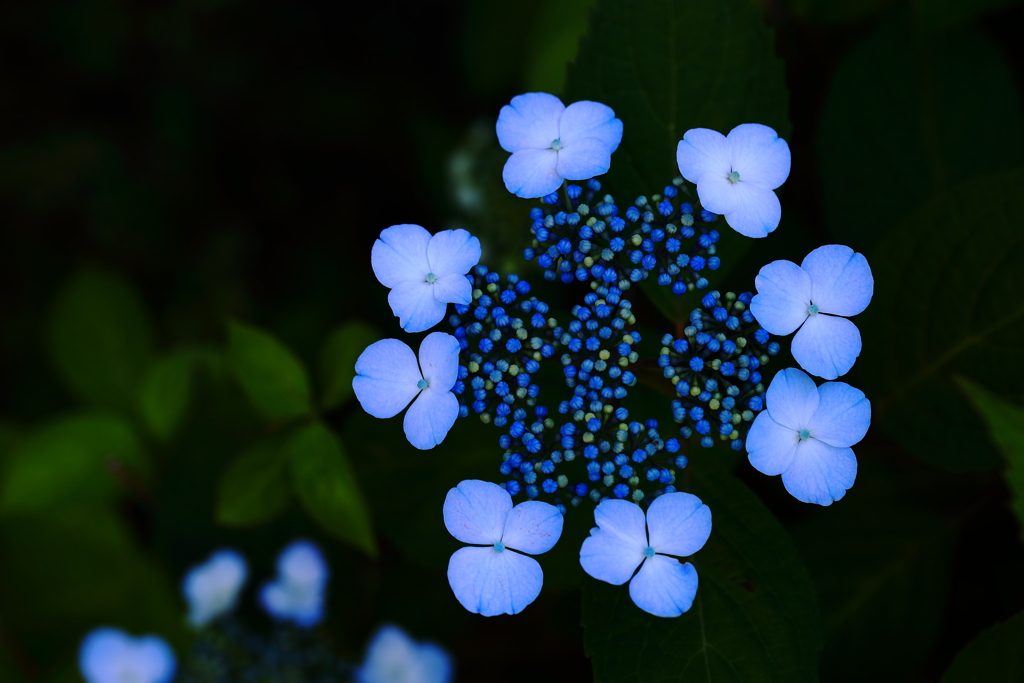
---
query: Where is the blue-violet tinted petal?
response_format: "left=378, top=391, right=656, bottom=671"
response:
left=418, top=332, right=461, bottom=392
left=695, top=172, right=740, bottom=216
left=432, top=273, right=472, bottom=306
left=558, top=100, right=622, bottom=152
left=426, top=229, right=482, bottom=280
left=578, top=499, right=647, bottom=585
left=645, top=492, right=712, bottom=558
left=371, top=224, right=431, bottom=289
left=556, top=137, right=613, bottom=180
left=801, top=245, right=874, bottom=318
left=765, top=367, right=820, bottom=431
left=404, top=389, right=458, bottom=450
left=751, top=260, right=812, bottom=335
left=791, top=314, right=862, bottom=380
left=628, top=555, right=699, bottom=618
left=388, top=280, right=448, bottom=333
left=722, top=182, right=782, bottom=238
left=746, top=411, right=800, bottom=476
left=676, top=128, right=731, bottom=183
left=781, top=439, right=857, bottom=506
left=501, top=500, right=564, bottom=555
left=807, top=381, right=870, bottom=448
left=352, top=339, right=421, bottom=419
left=443, top=479, right=512, bottom=545
left=727, top=123, right=791, bottom=189
left=502, top=148, right=561, bottom=199
left=496, top=92, right=564, bottom=152
left=447, top=546, right=543, bottom=616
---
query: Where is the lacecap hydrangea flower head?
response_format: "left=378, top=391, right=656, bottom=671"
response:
left=351, top=90, right=872, bottom=618
left=79, top=628, right=175, bottom=683
left=182, top=548, right=248, bottom=627
left=259, top=539, right=329, bottom=627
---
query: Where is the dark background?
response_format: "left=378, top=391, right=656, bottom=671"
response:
left=1, top=0, right=1023, bottom=681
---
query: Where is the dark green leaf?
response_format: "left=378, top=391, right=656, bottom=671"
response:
left=785, top=0, right=893, bottom=26
left=582, top=463, right=820, bottom=683
left=913, top=0, right=1023, bottom=33
left=227, top=319, right=312, bottom=420
left=319, top=320, right=379, bottom=411
left=216, top=438, right=291, bottom=527
left=859, top=167, right=1024, bottom=471
left=942, top=610, right=1024, bottom=683
left=0, top=413, right=147, bottom=514
left=955, top=376, right=1024, bottom=540
left=137, top=349, right=196, bottom=440
left=818, top=18, right=1024, bottom=253
left=792, top=473, right=956, bottom=682
left=46, top=267, right=155, bottom=412
left=288, top=422, right=376, bottom=557
left=566, top=0, right=790, bottom=199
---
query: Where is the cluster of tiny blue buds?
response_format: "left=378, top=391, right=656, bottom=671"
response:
left=660, top=290, right=780, bottom=451
left=522, top=177, right=722, bottom=292
left=449, top=266, right=560, bottom=426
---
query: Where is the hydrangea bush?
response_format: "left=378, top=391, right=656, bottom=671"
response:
left=354, top=93, right=874, bottom=618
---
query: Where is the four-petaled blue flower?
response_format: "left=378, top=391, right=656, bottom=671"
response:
left=579, top=493, right=711, bottom=618
left=353, top=332, right=461, bottom=450
left=497, top=92, right=623, bottom=198
left=746, top=367, right=870, bottom=506
left=182, top=548, right=248, bottom=628
left=356, top=624, right=453, bottom=683
left=79, top=628, right=176, bottom=683
left=676, top=124, right=791, bottom=238
left=372, top=224, right=481, bottom=333
left=444, top=479, right=564, bottom=616
left=259, top=540, right=329, bottom=628
left=750, top=244, right=873, bottom=379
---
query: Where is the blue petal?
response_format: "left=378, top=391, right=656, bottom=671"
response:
left=352, top=339, right=421, bottom=419
left=443, top=480, right=512, bottom=545
left=502, top=148, right=561, bottom=198
left=694, top=172, right=740, bottom=215
left=726, top=123, right=790, bottom=189
left=558, top=100, right=622, bottom=152
left=579, top=499, right=646, bottom=585
left=433, top=273, right=472, bottom=307
left=404, top=388, right=458, bottom=450
left=496, top=92, right=564, bottom=152
left=182, top=549, right=248, bottom=627
left=808, top=381, right=870, bottom=448
left=426, top=229, right=481, bottom=280
left=801, top=245, right=874, bottom=317
left=765, top=367, right=820, bottom=431
left=645, top=492, right=711, bottom=558
left=447, top=546, right=543, bottom=616
left=371, top=224, right=431, bottom=289
left=501, top=500, right=563, bottom=555
left=79, top=628, right=176, bottom=683
left=746, top=411, right=800, bottom=476
left=791, top=314, right=862, bottom=380
left=278, top=540, right=329, bottom=585
left=131, top=638, right=177, bottom=683
left=357, top=625, right=452, bottom=683
left=751, top=260, right=812, bottom=335
left=418, top=332, right=461, bottom=392
left=628, top=555, right=699, bottom=618
left=722, top=182, right=782, bottom=238
left=556, top=137, right=614, bottom=180
left=676, top=128, right=731, bottom=183
left=388, top=280, right=448, bottom=333
left=781, top=439, right=857, bottom=506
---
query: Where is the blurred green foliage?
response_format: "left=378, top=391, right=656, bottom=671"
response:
left=0, top=0, right=1023, bottom=681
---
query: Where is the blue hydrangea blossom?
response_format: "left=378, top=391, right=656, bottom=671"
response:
left=259, top=540, right=329, bottom=628
left=444, top=479, right=564, bottom=616
left=79, top=628, right=176, bottom=683
left=750, top=244, right=873, bottom=379
left=356, top=624, right=453, bottom=683
left=746, top=367, right=870, bottom=505
left=182, top=548, right=248, bottom=628
left=497, top=93, right=623, bottom=198
left=353, top=332, right=461, bottom=450
left=372, top=224, right=481, bottom=333
left=675, top=124, right=790, bottom=238
left=579, top=493, right=711, bottom=617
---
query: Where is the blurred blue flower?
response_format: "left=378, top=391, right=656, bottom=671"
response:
left=579, top=493, right=711, bottom=618
left=746, top=367, right=870, bottom=506
left=371, top=224, right=481, bottom=332
left=497, top=92, right=623, bottom=198
left=356, top=624, right=453, bottom=683
left=750, top=244, right=873, bottom=379
left=443, top=479, right=563, bottom=616
left=675, top=124, right=790, bottom=238
left=79, top=628, right=175, bottom=683
left=182, top=548, right=248, bottom=628
left=353, top=332, right=461, bottom=450
left=259, top=540, right=329, bottom=628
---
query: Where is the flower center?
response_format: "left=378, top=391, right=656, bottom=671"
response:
left=727, top=170, right=740, bottom=184
left=807, top=303, right=819, bottom=315
left=493, top=541, right=505, bottom=553
left=550, top=138, right=563, bottom=152
left=425, top=272, right=437, bottom=284
left=643, top=546, right=656, bottom=558
left=416, top=378, right=429, bottom=390
left=798, top=428, right=811, bottom=441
